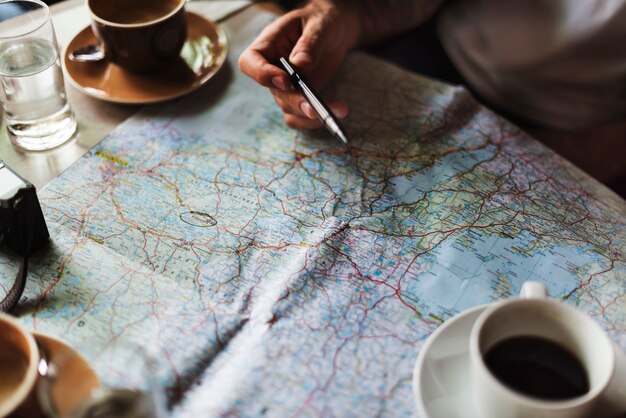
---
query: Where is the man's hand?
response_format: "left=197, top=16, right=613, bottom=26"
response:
left=238, top=1, right=359, bottom=129
left=238, top=0, right=445, bottom=130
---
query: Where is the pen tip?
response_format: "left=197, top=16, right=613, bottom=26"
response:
left=337, top=131, right=350, bottom=149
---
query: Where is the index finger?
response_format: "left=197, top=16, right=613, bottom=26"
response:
left=238, top=12, right=304, bottom=89
left=238, top=48, right=287, bottom=89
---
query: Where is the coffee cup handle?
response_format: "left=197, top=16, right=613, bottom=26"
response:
left=68, top=44, right=106, bottom=63
left=520, top=281, right=547, bottom=299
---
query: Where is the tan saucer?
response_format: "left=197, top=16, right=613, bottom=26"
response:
left=34, top=333, right=100, bottom=417
left=63, top=12, right=228, bottom=104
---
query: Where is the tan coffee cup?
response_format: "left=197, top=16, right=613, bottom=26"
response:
left=86, top=0, right=187, bottom=73
left=0, top=313, right=42, bottom=418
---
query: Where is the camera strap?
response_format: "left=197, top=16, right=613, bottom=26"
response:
left=0, top=256, right=28, bottom=313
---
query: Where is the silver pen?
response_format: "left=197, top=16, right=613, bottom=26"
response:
left=279, top=57, right=350, bottom=149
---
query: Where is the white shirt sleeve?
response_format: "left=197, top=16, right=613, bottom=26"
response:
left=438, top=0, right=626, bottom=130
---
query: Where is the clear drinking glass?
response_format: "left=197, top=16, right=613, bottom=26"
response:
left=0, top=0, right=76, bottom=151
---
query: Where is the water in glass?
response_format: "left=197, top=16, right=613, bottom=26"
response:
left=0, top=36, right=76, bottom=150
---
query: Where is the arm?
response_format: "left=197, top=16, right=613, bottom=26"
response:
left=354, top=0, right=446, bottom=46
left=238, top=0, right=445, bottom=130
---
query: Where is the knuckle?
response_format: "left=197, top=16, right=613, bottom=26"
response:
left=275, top=98, right=290, bottom=113
left=272, top=91, right=301, bottom=115
left=284, top=114, right=304, bottom=129
left=237, top=52, right=248, bottom=73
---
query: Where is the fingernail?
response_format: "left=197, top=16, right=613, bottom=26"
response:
left=300, top=102, right=315, bottom=119
left=272, top=77, right=289, bottom=91
left=290, top=51, right=313, bottom=66
left=330, top=105, right=347, bottom=118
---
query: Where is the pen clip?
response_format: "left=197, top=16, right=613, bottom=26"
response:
left=279, top=57, right=295, bottom=77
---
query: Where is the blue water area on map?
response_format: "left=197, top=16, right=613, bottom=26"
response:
left=386, top=145, right=497, bottom=207
left=402, top=229, right=605, bottom=317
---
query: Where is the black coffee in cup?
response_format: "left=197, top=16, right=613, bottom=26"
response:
left=484, top=336, right=589, bottom=400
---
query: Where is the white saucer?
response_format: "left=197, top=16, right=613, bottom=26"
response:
left=412, top=305, right=626, bottom=418
left=413, top=305, right=486, bottom=418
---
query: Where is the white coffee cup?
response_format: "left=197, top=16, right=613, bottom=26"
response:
left=469, top=281, right=615, bottom=418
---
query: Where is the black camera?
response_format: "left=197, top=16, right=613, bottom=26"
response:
left=0, top=161, right=49, bottom=256
left=0, top=161, right=49, bottom=313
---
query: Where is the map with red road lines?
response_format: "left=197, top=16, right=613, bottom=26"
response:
left=2, top=29, right=625, bottom=417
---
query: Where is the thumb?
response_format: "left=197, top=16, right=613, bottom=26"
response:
left=289, top=16, right=326, bottom=72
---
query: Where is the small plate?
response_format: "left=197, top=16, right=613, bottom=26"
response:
left=412, top=305, right=626, bottom=418
left=63, top=12, right=228, bottom=104
left=413, top=305, right=486, bottom=418
left=35, top=333, right=100, bottom=417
